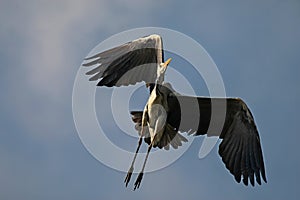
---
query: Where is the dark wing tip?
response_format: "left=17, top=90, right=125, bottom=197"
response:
left=218, top=99, right=267, bottom=186
left=96, top=81, right=105, bottom=87
left=83, top=35, right=161, bottom=87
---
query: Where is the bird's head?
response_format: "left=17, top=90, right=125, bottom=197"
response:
left=157, top=58, right=172, bottom=83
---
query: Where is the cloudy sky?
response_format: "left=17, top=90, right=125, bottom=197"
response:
left=1, top=0, right=300, bottom=199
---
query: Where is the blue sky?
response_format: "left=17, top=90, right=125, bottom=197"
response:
left=1, top=0, right=300, bottom=199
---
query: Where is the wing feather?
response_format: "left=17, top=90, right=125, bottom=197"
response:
left=166, top=93, right=267, bottom=186
left=233, top=139, right=243, bottom=183
left=83, top=34, right=164, bottom=87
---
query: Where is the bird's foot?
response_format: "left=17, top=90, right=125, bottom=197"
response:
left=124, top=166, right=134, bottom=187
left=133, top=172, right=144, bottom=190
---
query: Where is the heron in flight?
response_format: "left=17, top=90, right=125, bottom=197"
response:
left=83, top=34, right=267, bottom=190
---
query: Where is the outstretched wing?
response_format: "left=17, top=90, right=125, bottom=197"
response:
left=83, top=34, right=164, bottom=87
left=167, top=94, right=267, bottom=186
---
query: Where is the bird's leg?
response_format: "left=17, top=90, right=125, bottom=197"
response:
left=133, top=141, right=153, bottom=190
left=124, top=134, right=143, bottom=187
left=128, top=107, right=148, bottom=189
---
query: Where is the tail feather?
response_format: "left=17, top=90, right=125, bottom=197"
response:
left=130, top=111, right=188, bottom=150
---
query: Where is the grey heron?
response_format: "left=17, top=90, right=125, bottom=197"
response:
left=82, top=34, right=267, bottom=190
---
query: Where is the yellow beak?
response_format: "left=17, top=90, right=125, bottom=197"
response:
left=163, top=58, right=172, bottom=67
